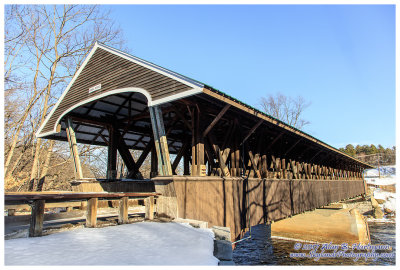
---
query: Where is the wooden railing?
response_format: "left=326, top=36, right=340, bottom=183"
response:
left=5, top=192, right=159, bottom=237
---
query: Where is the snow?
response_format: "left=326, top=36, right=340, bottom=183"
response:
left=364, top=165, right=396, bottom=177
left=364, top=165, right=396, bottom=186
left=373, top=188, right=396, bottom=212
left=5, top=222, right=219, bottom=265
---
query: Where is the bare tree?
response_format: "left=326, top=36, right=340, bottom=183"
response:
left=4, top=5, right=125, bottom=191
left=259, top=93, right=311, bottom=130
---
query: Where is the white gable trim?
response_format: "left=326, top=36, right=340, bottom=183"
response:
left=37, top=87, right=153, bottom=138
left=36, top=42, right=205, bottom=138
left=36, top=43, right=101, bottom=138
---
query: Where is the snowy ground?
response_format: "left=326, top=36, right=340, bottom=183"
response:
left=5, top=221, right=219, bottom=265
left=364, top=165, right=396, bottom=186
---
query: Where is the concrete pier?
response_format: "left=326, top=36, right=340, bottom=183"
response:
left=271, top=208, right=370, bottom=245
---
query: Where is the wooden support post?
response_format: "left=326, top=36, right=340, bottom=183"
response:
left=248, top=151, right=261, bottom=178
left=86, top=198, right=98, bottom=228
left=196, top=109, right=205, bottom=176
left=149, top=106, right=172, bottom=176
left=208, top=133, right=230, bottom=177
left=29, top=200, right=45, bottom=237
left=184, top=151, right=190, bottom=175
left=261, top=154, right=268, bottom=178
left=107, top=125, right=118, bottom=179
left=151, top=147, right=158, bottom=178
left=118, top=197, right=129, bottom=224
left=282, top=159, right=287, bottom=179
left=65, top=118, right=83, bottom=180
left=145, top=196, right=154, bottom=220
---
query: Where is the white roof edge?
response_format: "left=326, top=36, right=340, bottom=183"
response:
left=151, top=87, right=203, bottom=106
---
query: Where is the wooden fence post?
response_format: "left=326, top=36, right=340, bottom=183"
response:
left=145, top=196, right=154, bottom=220
left=29, top=200, right=45, bottom=237
left=118, top=197, right=129, bottom=224
left=86, top=198, right=98, bottom=227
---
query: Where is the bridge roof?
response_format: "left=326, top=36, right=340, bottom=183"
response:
left=37, top=42, right=372, bottom=169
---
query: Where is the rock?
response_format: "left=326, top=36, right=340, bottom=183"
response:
left=218, top=260, right=235, bottom=266
left=214, top=240, right=233, bottom=261
left=373, top=207, right=384, bottom=219
left=376, top=199, right=386, bottom=204
left=384, top=208, right=393, bottom=214
left=173, top=218, right=208, bottom=229
left=370, top=196, right=379, bottom=208
left=212, top=226, right=231, bottom=241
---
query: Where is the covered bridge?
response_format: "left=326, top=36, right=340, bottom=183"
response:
left=37, top=42, right=372, bottom=241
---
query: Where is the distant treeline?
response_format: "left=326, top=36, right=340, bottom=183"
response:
left=339, top=144, right=396, bottom=167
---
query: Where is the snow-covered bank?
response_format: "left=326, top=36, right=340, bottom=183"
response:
left=5, top=222, right=219, bottom=265
left=373, top=188, right=396, bottom=213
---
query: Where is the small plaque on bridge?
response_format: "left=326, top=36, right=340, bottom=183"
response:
left=200, top=165, right=207, bottom=176
left=89, top=84, right=101, bottom=93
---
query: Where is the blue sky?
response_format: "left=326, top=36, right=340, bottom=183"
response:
left=107, top=4, right=395, bottom=149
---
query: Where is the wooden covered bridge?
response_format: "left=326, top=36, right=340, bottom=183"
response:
left=36, top=42, right=372, bottom=241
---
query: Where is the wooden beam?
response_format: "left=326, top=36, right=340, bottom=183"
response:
left=240, top=119, right=263, bottom=145
left=113, top=129, right=140, bottom=178
left=29, top=200, right=45, bottom=237
left=172, top=105, right=192, bottom=131
left=202, top=104, right=231, bottom=137
left=135, top=139, right=154, bottom=169
left=265, top=132, right=284, bottom=151
left=172, top=140, right=189, bottom=174
left=310, top=149, right=324, bottom=163
left=65, top=118, right=83, bottom=180
left=283, top=138, right=302, bottom=156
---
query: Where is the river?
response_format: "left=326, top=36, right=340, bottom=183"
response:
left=232, top=221, right=396, bottom=265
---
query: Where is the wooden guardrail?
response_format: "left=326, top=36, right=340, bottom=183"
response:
left=5, top=192, right=159, bottom=237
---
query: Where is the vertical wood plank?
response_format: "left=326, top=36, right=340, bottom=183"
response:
left=118, top=196, right=129, bottom=224
left=29, top=200, right=45, bottom=237
left=86, top=198, right=98, bottom=228
left=145, top=196, right=155, bottom=220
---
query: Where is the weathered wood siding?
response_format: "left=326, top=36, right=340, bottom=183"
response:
left=41, top=47, right=193, bottom=134
left=170, top=177, right=366, bottom=241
